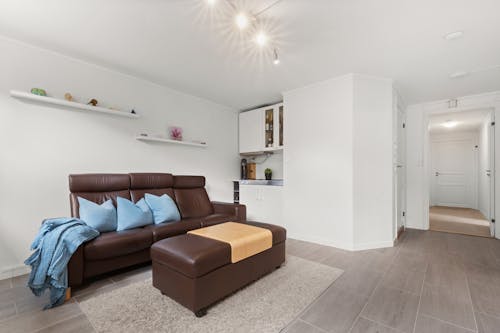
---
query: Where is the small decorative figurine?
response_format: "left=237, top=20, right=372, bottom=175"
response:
left=87, top=99, right=98, bottom=106
left=30, top=88, right=47, bottom=96
left=169, top=126, right=183, bottom=141
left=64, top=93, right=73, bottom=101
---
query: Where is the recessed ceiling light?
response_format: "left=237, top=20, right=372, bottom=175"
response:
left=235, top=13, right=249, bottom=30
left=255, top=32, right=268, bottom=46
left=442, top=120, right=459, bottom=128
left=449, top=71, right=469, bottom=79
left=444, top=31, right=464, bottom=40
left=206, top=0, right=217, bottom=6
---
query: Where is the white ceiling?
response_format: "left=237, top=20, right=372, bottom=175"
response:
left=429, top=109, right=491, bottom=134
left=1, top=0, right=499, bottom=109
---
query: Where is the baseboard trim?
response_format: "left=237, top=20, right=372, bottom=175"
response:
left=286, top=232, right=354, bottom=251
left=351, top=240, right=394, bottom=251
left=0, top=264, right=30, bottom=280
left=287, top=232, right=394, bottom=251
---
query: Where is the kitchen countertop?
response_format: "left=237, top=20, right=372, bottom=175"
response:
left=238, top=179, right=284, bottom=186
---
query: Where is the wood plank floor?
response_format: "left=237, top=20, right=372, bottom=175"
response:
left=1, top=229, right=500, bottom=332
left=430, top=206, right=491, bottom=238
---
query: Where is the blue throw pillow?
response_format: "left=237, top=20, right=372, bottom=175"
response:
left=78, top=197, right=117, bottom=232
left=144, top=193, right=181, bottom=224
left=116, top=197, right=154, bottom=231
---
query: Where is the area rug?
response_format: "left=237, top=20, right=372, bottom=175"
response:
left=79, top=255, right=342, bottom=333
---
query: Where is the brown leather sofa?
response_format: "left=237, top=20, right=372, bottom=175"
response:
left=67, top=173, right=246, bottom=288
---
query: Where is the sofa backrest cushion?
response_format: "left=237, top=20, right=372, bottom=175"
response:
left=129, top=173, right=175, bottom=202
left=173, top=176, right=214, bottom=218
left=69, top=174, right=131, bottom=218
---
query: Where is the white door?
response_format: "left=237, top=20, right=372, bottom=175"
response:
left=431, top=138, right=476, bottom=208
left=239, top=109, right=263, bottom=153
left=395, top=108, right=406, bottom=233
left=489, top=114, right=495, bottom=236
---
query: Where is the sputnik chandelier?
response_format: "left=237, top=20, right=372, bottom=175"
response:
left=203, top=0, right=284, bottom=65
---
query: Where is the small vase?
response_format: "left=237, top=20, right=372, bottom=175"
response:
left=265, top=173, right=272, bottom=180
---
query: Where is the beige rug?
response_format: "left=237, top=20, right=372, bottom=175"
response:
left=430, top=206, right=491, bottom=237
left=79, top=256, right=342, bottom=333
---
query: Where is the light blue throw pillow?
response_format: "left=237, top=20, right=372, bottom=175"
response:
left=78, top=197, right=117, bottom=232
left=144, top=193, right=181, bottom=224
left=116, top=197, right=154, bottom=231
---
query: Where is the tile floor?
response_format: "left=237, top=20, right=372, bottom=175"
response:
left=1, top=229, right=500, bottom=332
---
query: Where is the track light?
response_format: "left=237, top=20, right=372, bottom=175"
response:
left=235, top=13, right=249, bottom=30
left=273, top=49, right=280, bottom=65
left=255, top=31, right=268, bottom=46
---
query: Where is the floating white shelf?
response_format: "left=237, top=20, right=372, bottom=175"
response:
left=10, top=90, right=140, bottom=119
left=135, top=135, right=208, bottom=148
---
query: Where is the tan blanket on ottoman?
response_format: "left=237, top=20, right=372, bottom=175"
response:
left=188, top=222, right=272, bottom=263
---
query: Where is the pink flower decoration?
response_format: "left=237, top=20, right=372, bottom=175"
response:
left=169, top=127, right=183, bottom=141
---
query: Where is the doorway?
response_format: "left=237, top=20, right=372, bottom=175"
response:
left=428, top=109, right=494, bottom=237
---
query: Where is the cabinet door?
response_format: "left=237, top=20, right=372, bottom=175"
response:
left=274, top=104, right=284, bottom=148
left=259, top=186, right=283, bottom=226
left=239, top=185, right=283, bottom=225
left=239, top=185, right=262, bottom=221
left=239, top=109, right=264, bottom=153
left=263, top=106, right=275, bottom=150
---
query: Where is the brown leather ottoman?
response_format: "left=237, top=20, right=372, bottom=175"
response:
left=150, top=222, right=286, bottom=317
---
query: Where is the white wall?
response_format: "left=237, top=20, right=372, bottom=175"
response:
left=478, top=118, right=491, bottom=217
left=405, top=92, right=500, bottom=236
left=283, top=75, right=354, bottom=249
left=0, top=36, right=239, bottom=278
left=283, top=74, right=394, bottom=250
left=352, top=75, right=394, bottom=249
left=250, top=151, right=283, bottom=180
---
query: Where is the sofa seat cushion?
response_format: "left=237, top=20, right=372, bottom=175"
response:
left=202, top=214, right=237, bottom=227
left=84, top=229, right=153, bottom=261
left=151, top=234, right=231, bottom=278
left=245, top=221, right=287, bottom=245
left=144, top=219, right=202, bottom=242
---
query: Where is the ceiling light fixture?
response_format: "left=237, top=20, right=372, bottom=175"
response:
left=206, top=0, right=217, bottom=6
left=442, top=120, right=459, bottom=128
left=444, top=31, right=464, bottom=41
left=255, top=31, right=268, bottom=46
left=273, top=49, right=280, bottom=65
left=235, top=12, right=250, bottom=30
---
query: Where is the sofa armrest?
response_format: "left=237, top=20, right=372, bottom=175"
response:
left=211, top=202, right=246, bottom=222
left=67, top=245, right=84, bottom=288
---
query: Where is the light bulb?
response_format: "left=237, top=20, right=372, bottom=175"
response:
left=273, top=49, right=280, bottom=65
left=235, top=13, right=249, bottom=30
left=442, top=120, right=458, bottom=128
left=206, top=0, right=217, bottom=6
left=255, top=32, right=268, bottom=46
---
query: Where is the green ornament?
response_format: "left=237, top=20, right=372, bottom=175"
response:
left=30, top=88, right=47, bottom=96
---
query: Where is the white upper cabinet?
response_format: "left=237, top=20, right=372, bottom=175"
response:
left=239, top=107, right=264, bottom=153
left=239, top=103, right=283, bottom=154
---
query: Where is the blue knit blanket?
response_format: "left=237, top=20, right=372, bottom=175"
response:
left=25, top=217, right=99, bottom=309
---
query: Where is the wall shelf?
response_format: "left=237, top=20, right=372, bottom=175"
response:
left=10, top=90, right=140, bottom=119
left=135, top=135, right=208, bottom=148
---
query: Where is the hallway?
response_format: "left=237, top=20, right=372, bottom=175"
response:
left=430, top=206, right=491, bottom=238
